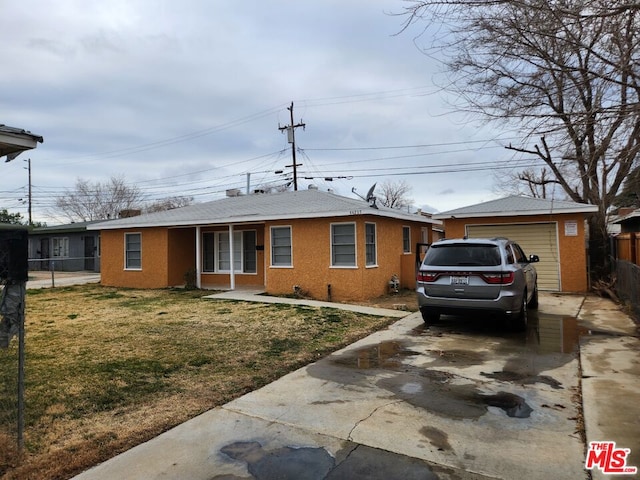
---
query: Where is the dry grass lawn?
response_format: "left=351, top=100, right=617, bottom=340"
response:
left=0, top=284, right=404, bottom=480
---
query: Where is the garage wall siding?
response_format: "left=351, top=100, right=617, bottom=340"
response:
left=442, top=213, right=589, bottom=293
left=466, top=223, right=560, bottom=291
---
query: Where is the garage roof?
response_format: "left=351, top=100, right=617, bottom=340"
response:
left=89, top=189, right=441, bottom=230
left=434, top=195, right=598, bottom=219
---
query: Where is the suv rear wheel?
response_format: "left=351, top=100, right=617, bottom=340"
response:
left=511, top=290, right=528, bottom=331
left=420, top=308, right=440, bottom=325
left=528, top=284, right=539, bottom=309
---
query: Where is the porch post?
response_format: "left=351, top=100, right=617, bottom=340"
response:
left=228, top=224, right=235, bottom=290
left=195, top=226, right=202, bottom=289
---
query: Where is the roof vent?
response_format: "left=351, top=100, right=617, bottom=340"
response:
left=308, top=184, right=318, bottom=190
left=226, top=188, right=242, bottom=197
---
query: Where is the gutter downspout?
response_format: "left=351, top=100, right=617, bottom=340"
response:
left=195, top=226, right=202, bottom=289
left=229, top=224, right=235, bottom=290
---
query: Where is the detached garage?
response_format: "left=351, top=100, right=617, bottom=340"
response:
left=434, top=196, right=599, bottom=292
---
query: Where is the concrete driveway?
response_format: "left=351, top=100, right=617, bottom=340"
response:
left=73, top=292, right=639, bottom=480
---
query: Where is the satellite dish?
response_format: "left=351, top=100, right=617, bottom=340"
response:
left=365, top=183, right=377, bottom=201
left=352, top=183, right=379, bottom=208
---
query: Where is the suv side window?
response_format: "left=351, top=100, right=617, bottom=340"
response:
left=512, top=243, right=528, bottom=263
left=506, top=245, right=515, bottom=264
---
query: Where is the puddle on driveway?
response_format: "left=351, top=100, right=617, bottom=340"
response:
left=306, top=312, right=590, bottom=421
left=530, top=313, right=591, bottom=354
left=331, top=340, right=420, bottom=370
left=215, top=441, right=441, bottom=480
left=377, top=371, right=534, bottom=419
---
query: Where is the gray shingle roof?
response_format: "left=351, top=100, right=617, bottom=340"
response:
left=89, top=189, right=439, bottom=230
left=31, top=220, right=107, bottom=234
left=433, top=195, right=598, bottom=219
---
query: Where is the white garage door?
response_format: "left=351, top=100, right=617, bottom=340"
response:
left=466, top=223, right=560, bottom=291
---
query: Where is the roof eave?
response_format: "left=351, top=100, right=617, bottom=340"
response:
left=433, top=206, right=599, bottom=220
left=89, top=209, right=441, bottom=230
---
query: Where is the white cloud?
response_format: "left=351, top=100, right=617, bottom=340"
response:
left=1, top=0, right=516, bottom=224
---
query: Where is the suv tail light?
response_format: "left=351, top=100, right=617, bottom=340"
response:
left=417, top=271, right=439, bottom=282
left=481, top=272, right=514, bottom=284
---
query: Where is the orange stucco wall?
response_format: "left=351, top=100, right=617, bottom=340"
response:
left=99, top=216, right=432, bottom=302
left=264, top=215, right=431, bottom=302
left=442, top=213, right=590, bottom=292
left=101, top=227, right=170, bottom=288
left=168, top=228, right=196, bottom=286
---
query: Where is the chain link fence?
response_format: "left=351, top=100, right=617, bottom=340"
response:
left=615, top=259, right=640, bottom=319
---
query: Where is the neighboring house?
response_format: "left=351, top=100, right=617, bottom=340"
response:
left=433, top=196, right=599, bottom=292
left=614, top=208, right=640, bottom=233
left=88, top=189, right=440, bottom=302
left=612, top=209, right=640, bottom=265
left=28, top=221, right=102, bottom=272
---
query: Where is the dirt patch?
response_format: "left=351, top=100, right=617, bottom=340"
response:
left=350, top=289, right=418, bottom=312
left=0, top=285, right=397, bottom=479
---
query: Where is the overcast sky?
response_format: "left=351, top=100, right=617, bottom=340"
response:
left=1, top=0, right=526, bottom=224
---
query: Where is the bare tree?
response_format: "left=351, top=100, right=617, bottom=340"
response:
left=376, top=180, right=414, bottom=209
left=144, top=196, right=194, bottom=213
left=494, top=167, right=562, bottom=199
left=399, top=0, right=640, bottom=276
left=55, top=175, right=144, bottom=222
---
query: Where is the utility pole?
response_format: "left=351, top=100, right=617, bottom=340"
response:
left=26, top=158, right=32, bottom=226
left=278, top=102, right=305, bottom=191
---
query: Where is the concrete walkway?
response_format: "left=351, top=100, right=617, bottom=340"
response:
left=69, top=291, right=639, bottom=480
left=204, top=289, right=410, bottom=318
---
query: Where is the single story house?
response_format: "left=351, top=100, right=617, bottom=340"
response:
left=433, top=196, right=599, bottom=292
left=28, top=221, right=102, bottom=272
left=613, top=208, right=640, bottom=233
left=88, top=189, right=440, bottom=302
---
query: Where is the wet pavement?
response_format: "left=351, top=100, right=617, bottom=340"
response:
left=72, top=292, right=639, bottom=480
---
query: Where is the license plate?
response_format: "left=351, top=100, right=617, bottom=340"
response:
left=450, top=276, right=469, bottom=285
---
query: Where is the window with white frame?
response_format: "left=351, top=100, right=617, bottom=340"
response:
left=202, top=232, right=215, bottom=272
left=365, top=222, right=377, bottom=266
left=332, top=223, right=356, bottom=267
left=52, top=237, right=69, bottom=258
left=202, top=230, right=256, bottom=273
left=402, top=226, right=411, bottom=253
left=125, top=233, right=141, bottom=269
left=271, top=226, right=292, bottom=267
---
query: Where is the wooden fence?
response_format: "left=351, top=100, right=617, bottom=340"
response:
left=615, top=232, right=640, bottom=265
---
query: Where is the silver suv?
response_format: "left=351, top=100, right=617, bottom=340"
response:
left=416, top=237, right=539, bottom=330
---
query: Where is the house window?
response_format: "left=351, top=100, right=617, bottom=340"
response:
left=332, top=223, right=356, bottom=267
left=202, top=230, right=256, bottom=273
left=203, top=233, right=215, bottom=272
left=271, top=226, right=292, bottom=267
left=52, top=237, right=69, bottom=258
left=125, top=233, right=141, bottom=270
left=365, top=223, right=377, bottom=266
left=402, top=226, right=411, bottom=253
left=243, top=230, right=257, bottom=273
